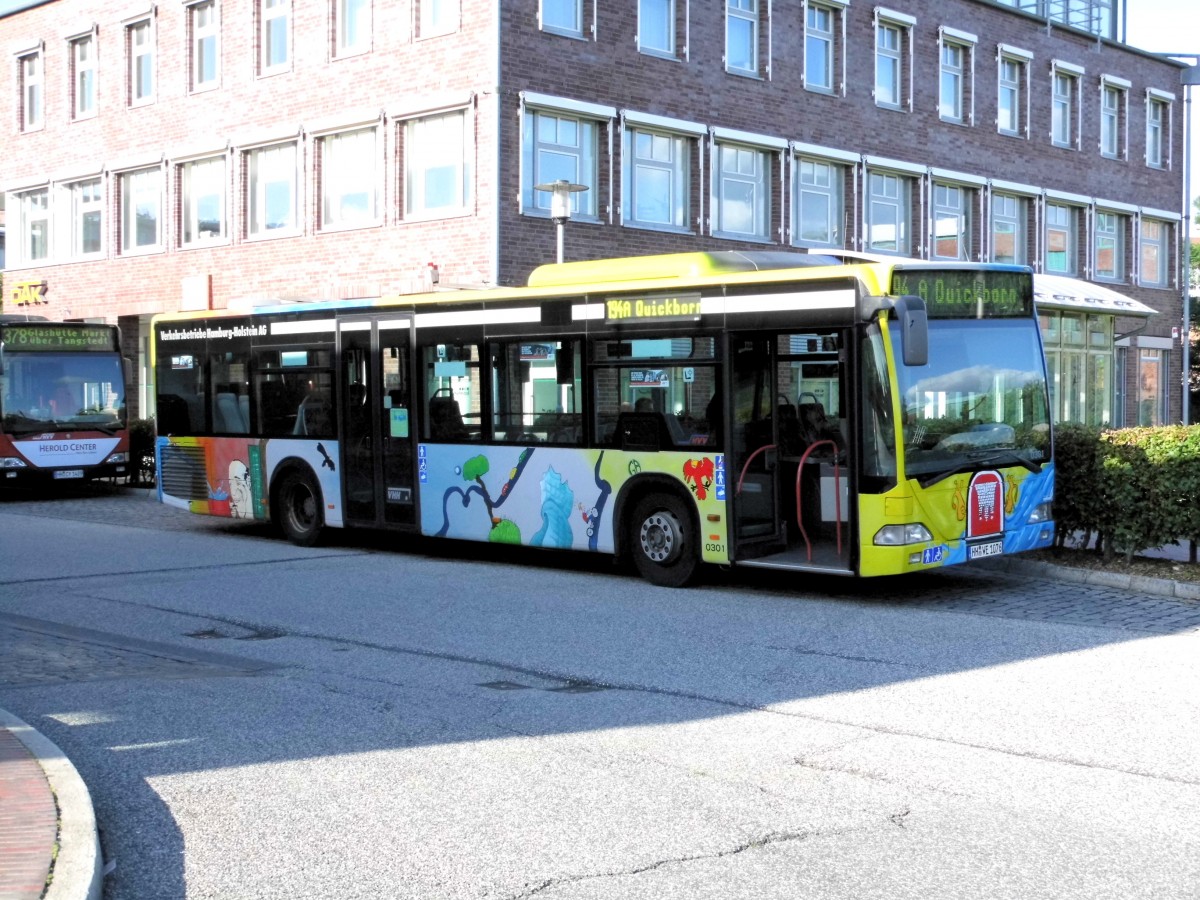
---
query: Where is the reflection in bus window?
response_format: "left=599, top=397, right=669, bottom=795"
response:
left=490, top=340, right=583, bottom=444
left=860, top=323, right=896, bottom=483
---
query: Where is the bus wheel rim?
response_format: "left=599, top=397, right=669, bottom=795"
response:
left=640, top=512, right=680, bottom=564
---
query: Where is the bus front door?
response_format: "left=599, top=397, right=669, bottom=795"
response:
left=339, top=316, right=416, bottom=528
left=730, top=336, right=783, bottom=553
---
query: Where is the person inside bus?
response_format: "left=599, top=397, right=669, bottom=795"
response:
left=50, top=382, right=78, bottom=418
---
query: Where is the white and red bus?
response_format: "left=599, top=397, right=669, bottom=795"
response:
left=0, top=316, right=130, bottom=486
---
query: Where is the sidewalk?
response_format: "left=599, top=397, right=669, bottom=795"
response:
left=0, top=710, right=102, bottom=900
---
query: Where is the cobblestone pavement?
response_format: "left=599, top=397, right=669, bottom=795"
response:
left=3, top=482, right=1200, bottom=646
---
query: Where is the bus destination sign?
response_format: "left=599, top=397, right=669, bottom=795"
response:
left=0, top=324, right=115, bottom=351
left=891, top=270, right=1032, bottom=319
left=605, top=292, right=703, bottom=325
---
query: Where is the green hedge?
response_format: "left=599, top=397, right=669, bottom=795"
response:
left=127, top=417, right=157, bottom=486
left=1053, top=423, right=1200, bottom=562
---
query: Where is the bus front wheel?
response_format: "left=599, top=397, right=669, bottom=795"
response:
left=276, top=468, right=324, bottom=547
left=630, top=493, right=698, bottom=588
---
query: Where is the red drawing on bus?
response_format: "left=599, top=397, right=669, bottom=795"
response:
left=966, top=470, right=1004, bottom=538
left=683, top=457, right=715, bottom=500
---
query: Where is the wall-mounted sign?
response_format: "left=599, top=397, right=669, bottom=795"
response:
left=9, top=281, right=48, bottom=307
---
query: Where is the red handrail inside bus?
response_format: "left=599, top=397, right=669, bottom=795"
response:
left=736, top=444, right=777, bottom=497
left=796, top=440, right=842, bottom=562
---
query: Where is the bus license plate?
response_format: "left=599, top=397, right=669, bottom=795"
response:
left=969, top=540, right=1004, bottom=560
left=53, top=469, right=84, bottom=480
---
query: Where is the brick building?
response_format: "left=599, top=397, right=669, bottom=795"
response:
left=0, top=0, right=1189, bottom=424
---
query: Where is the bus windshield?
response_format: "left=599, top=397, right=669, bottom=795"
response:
left=0, top=352, right=126, bottom=435
left=896, top=318, right=1050, bottom=486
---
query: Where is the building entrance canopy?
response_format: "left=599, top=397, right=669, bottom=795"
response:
left=1033, top=273, right=1157, bottom=318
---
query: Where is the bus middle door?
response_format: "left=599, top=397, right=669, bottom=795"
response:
left=729, top=335, right=783, bottom=554
left=338, top=315, right=416, bottom=528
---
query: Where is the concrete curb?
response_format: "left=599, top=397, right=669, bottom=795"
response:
left=979, top=557, right=1200, bottom=603
left=0, top=709, right=102, bottom=900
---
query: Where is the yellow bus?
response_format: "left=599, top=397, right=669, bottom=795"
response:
left=151, top=251, right=1054, bottom=585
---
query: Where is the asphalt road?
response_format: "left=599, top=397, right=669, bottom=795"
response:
left=1, top=484, right=1198, bottom=899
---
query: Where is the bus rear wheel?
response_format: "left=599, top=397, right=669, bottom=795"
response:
left=276, top=467, right=324, bottom=547
left=630, top=493, right=698, bottom=588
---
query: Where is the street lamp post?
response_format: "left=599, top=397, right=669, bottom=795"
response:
left=534, top=180, right=588, bottom=264
left=1180, top=59, right=1200, bottom=424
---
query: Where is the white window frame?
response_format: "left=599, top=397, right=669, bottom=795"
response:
left=320, top=126, right=381, bottom=230
left=259, top=0, right=291, bottom=75
left=803, top=2, right=834, bottom=94
left=69, top=177, right=105, bottom=259
left=417, top=0, right=459, bottom=39
left=1044, top=202, right=1077, bottom=275
left=127, top=17, right=155, bottom=106
left=1051, top=61, right=1083, bottom=150
left=990, top=192, right=1027, bottom=265
left=404, top=108, right=473, bottom=220
left=937, top=28, right=976, bottom=125
left=1094, top=210, right=1125, bottom=282
left=621, top=115, right=701, bottom=233
left=711, top=136, right=774, bottom=241
left=521, top=102, right=605, bottom=221
left=791, top=153, right=844, bottom=249
left=335, top=0, right=372, bottom=58
left=246, top=141, right=300, bottom=238
left=1145, top=90, right=1174, bottom=169
left=119, top=166, right=164, bottom=255
left=189, top=0, right=220, bottom=92
left=15, top=187, right=51, bottom=265
left=179, top=155, right=228, bottom=247
left=1138, top=217, right=1169, bottom=288
left=932, top=183, right=972, bottom=261
left=866, top=170, right=912, bottom=255
left=70, top=32, right=97, bottom=120
left=638, top=0, right=675, bottom=58
left=725, top=0, right=759, bottom=78
left=18, top=47, right=44, bottom=132
left=874, top=10, right=914, bottom=112
left=540, top=0, right=584, bottom=39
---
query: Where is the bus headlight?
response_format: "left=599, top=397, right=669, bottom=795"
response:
left=874, top=523, right=933, bottom=545
left=106, top=452, right=129, bottom=464
left=0, top=457, right=28, bottom=469
left=1027, top=502, right=1052, bottom=524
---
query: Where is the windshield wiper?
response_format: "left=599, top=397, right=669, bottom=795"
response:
left=917, top=448, right=1043, bottom=488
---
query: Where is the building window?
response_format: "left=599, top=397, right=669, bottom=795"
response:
left=874, top=14, right=912, bottom=111
left=120, top=167, right=162, bottom=253
left=541, top=0, right=582, bottom=38
left=804, top=3, right=836, bottom=93
left=867, top=171, right=910, bottom=255
left=1051, top=66, right=1080, bottom=149
left=1139, top=219, right=1168, bottom=288
left=997, top=53, right=1026, bottom=136
left=638, top=0, right=674, bottom=57
left=405, top=110, right=471, bottom=218
left=418, top=0, right=458, bottom=38
left=1137, top=347, right=1168, bottom=426
left=260, top=0, right=290, bottom=74
left=938, top=36, right=974, bottom=124
left=335, top=0, right=371, bottom=56
left=190, top=1, right=219, bottom=91
left=726, top=0, right=760, bottom=77
left=1040, top=311, right=1114, bottom=426
left=792, top=156, right=841, bottom=248
left=127, top=19, right=155, bottom=105
left=1094, top=212, right=1125, bottom=281
left=1045, top=203, right=1076, bottom=275
left=932, top=184, right=971, bottom=260
left=623, top=127, right=690, bottom=230
left=70, top=34, right=97, bottom=119
left=1099, top=80, right=1127, bottom=159
left=321, top=128, right=379, bottom=229
left=70, top=178, right=104, bottom=258
left=17, top=188, right=50, bottom=263
left=247, top=142, right=298, bottom=236
left=990, top=193, right=1027, bottom=265
left=522, top=109, right=599, bottom=219
left=180, top=157, right=227, bottom=246
left=713, top=143, right=769, bottom=239
left=1146, top=96, right=1168, bottom=168
left=18, top=50, right=43, bottom=131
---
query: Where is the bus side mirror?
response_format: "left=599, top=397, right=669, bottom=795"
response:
left=894, top=295, right=928, bottom=367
